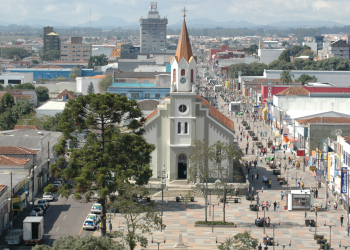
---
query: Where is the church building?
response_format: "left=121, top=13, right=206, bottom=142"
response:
left=143, top=13, right=235, bottom=182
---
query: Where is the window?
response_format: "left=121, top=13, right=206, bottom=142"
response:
left=131, top=93, right=139, bottom=98
left=178, top=122, right=181, bottom=133
left=155, top=93, right=161, bottom=99
left=179, top=104, right=187, bottom=113
left=181, top=69, right=185, bottom=76
left=165, top=93, right=170, bottom=97
left=173, top=69, right=176, bottom=82
left=145, top=93, right=150, bottom=98
left=191, top=69, right=194, bottom=83
left=184, top=122, right=188, bottom=133
left=121, top=93, right=127, bottom=96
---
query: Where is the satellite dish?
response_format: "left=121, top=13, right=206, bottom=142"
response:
left=331, top=129, right=342, bottom=136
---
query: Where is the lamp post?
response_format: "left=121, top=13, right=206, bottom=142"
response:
left=301, top=190, right=308, bottom=219
left=157, top=164, right=168, bottom=232
left=324, top=221, right=333, bottom=245
left=250, top=187, right=254, bottom=204
left=291, top=174, right=301, bottom=189
left=314, top=205, right=319, bottom=235
left=263, top=202, right=271, bottom=234
left=151, top=236, right=166, bottom=250
left=211, top=203, right=219, bottom=233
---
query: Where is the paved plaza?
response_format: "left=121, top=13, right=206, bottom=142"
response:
left=97, top=92, right=350, bottom=250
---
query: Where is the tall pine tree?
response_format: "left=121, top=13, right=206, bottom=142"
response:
left=87, top=82, right=95, bottom=94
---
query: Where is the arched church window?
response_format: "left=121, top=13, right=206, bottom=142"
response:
left=173, top=69, right=176, bottom=82
left=178, top=122, right=181, bottom=133
left=191, top=69, right=194, bottom=83
left=181, top=69, right=185, bottom=76
left=184, top=122, right=188, bottom=133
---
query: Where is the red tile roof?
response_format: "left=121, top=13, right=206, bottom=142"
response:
left=196, top=95, right=234, bottom=131
left=56, top=89, right=75, bottom=100
left=277, top=86, right=310, bottom=96
left=0, top=146, right=38, bottom=155
left=14, top=125, right=39, bottom=130
left=33, top=65, right=64, bottom=69
left=0, top=155, right=30, bottom=165
left=297, top=117, right=350, bottom=124
left=145, top=109, right=158, bottom=120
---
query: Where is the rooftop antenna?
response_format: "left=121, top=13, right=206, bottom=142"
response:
left=90, top=9, right=92, bottom=39
left=150, top=2, right=157, bottom=12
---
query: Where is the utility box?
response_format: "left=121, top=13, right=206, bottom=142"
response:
left=229, top=101, right=241, bottom=112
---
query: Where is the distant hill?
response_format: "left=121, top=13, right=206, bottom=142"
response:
left=168, top=18, right=256, bottom=29
left=267, top=20, right=345, bottom=28
left=15, top=19, right=70, bottom=28
left=75, top=16, right=138, bottom=29
left=0, top=20, right=10, bottom=26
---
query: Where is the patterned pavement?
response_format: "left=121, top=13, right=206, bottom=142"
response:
left=100, top=90, right=350, bottom=249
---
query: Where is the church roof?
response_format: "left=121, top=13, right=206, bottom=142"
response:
left=174, top=18, right=193, bottom=63
left=196, top=95, right=234, bottom=132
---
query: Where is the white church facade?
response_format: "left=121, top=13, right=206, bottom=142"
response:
left=143, top=16, right=235, bottom=182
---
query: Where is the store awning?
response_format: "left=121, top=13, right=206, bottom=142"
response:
left=13, top=201, right=25, bottom=211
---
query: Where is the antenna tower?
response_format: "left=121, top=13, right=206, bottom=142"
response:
left=150, top=2, right=157, bottom=12
left=90, top=9, right=92, bottom=39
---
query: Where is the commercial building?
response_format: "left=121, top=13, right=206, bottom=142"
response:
left=34, top=81, right=76, bottom=98
left=209, top=45, right=244, bottom=61
left=36, top=89, right=75, bottom=117
left=0, top=72, right=33, bottom=86
left=139, top=2, right=168, bottom=53
left=0, top=89, right=39, bottom=107
left=258, top=49, right=285, bottom=65
left=0, top=185, right=9, bottom=232
left=43, top=26, right=60, bottom=53
left=60, top=37, right=92, bottom=62
left=319, top=39, right=350, bottom=59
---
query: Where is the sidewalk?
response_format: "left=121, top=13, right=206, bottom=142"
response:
left=0, top=177, right=55, bottom=247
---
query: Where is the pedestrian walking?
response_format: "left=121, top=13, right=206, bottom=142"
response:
left=277, top=202, right=280, bottom=212
left=258, top=244, right=263, bottom=250
left=251, top=148, right=254, bottom=154
left=281, top=191, right=284, bottom=200
left=273, top=201, right=277, bottom=211
left=260, top=156, right=263, bottom=163
left=256, top=171, right=259, bottom=180
left=327, top=201, right=331, bottom=211
left=284, top=163, right=287, bottom=172
left=334, top=201, right=338, bottom=210
left=341, top=215, right=344, bottom=226
left=247, top=135, right=249, bottom=141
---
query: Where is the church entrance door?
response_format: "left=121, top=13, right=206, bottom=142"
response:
left=178, top=154, right=187, bottom=179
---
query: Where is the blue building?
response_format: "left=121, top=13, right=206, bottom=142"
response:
left=107, top=86, right=170, bottom=100
left=5, top=68, right=102, bottom=81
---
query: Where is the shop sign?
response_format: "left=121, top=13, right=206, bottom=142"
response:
left=341, top=167, right=348, bottom=193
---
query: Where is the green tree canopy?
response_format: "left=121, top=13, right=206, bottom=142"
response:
left=36, top=86, right=50, bottom=102
left=40, top=50, right=60, bottom=61
left=87, top=82, right=95, bottom=94
left=2, top=48, right=31, bottom=60
left=98, top=75, right=113, bottom=92
left=88, top=54, right=109, bottom=68
left=13, top=83, right=35, bottom=89
left=69, top=66, right=82, bottom=81
left=278, top=50, right=291, bottom=62
left=280, top=70, right=294, bottom=84
left=296, top=74, right=317, bottom=85
left=52, top=93, right=155, bottom=236
left=243, top=44, right=258, bottom=55
left=11, top=98, right=32, bottom=118
left=229, top=62, right=267, bottom=78
left=32, top=235, right=124, bottom=250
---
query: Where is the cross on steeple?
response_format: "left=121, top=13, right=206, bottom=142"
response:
left=181, top=7, right=187, bottom=18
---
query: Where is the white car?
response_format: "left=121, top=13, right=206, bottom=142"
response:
left=30, top=207, right=44, bottom=216
left=43, top=192, right=54, bottom=201
left=86, top=214, right=100, bottom=223
left=91, top=203, right=102, bottom=214
left=83, top=219, right=96, bottom=230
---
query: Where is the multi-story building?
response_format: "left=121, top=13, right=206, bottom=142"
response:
left=320, top=39, right=350, bottom=60
left=60, top=37, right=92, bottom=62
left=139, top=2, right=168, bottom=53
left=43, top=26, right=60, bottom=53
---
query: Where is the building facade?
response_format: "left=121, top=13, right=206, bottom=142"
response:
left=139, top=2, right=168, bottom=53
left=43, top=27, right=60, bottom=53
left=60, top=37, right=92, bottom=62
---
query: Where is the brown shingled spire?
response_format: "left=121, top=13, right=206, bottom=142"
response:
left=174, top=12, right=193, bottom=63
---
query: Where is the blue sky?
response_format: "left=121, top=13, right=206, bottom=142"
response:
left=1, top=0, right=349, bottom=25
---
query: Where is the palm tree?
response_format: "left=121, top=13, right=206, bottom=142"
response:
left=280, top=70, right=294, bottom=84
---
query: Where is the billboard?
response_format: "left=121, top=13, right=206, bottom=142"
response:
left=341, top=167, right=348, bottom=194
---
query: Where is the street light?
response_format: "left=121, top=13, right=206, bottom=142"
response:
left=210, top=203, right=220, bottom=233
left=151, top=236, right=166, bottom=250
left=263, top=202, right=271, bottom=234
left=157, top=163, right=168, bottom=232
left=250, top=187, right=254, bottom=204
left=314, top=205, right=319, bottom=235
left=291, top=174, right=301, bottom=189
left=324, top=221, right=333, bottom=245
left=301, top=190, right=308, bottom=219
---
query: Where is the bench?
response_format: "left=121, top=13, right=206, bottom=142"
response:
left=222, top=197, right=241, bottom=203
left=175, top=197, right=195, bottom=202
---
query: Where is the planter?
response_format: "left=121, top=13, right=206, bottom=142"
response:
left=176, top=197, right=180, bottom=202
left=190, top=197, right=194, bottom=202
left=146, top=197, right=151, bottom=202
left=314, top=234, right=318, bottom=240
left=305, top=219, right=310, bottom=226
left=320, top=244, right=325, bottom=249
left=246, top=195, right=251, bottom=200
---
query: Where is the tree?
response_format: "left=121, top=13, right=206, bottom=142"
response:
left=17, top=113, right=63, bottom=131
left=69, top=66, right=81, bottom=81
left=280, top=70, right=294, bottom=84
left=87, top=82, right=95, bottom=94
left=296, top=74, right=317, bottom=85
left=32, top=235, right=124, bottom=250
left=113, top=183, right=165, bottom=250
left=0, top=92, right=15, bottom=112
left=88, top=54, right=109, bottom=68
left=278, top=50, right=291, bottom=62
left=11, top=98, right=32, bottom=119
left=98, top=75, right=113, bottom=92
left=5, top=85, right=14, bottom=90
left=2, top=48, right=31, bottom=60
left=212, top=141, right=243, bottom=223
left=0, top=85, right=4, bottom=91
left=53, top=93, right=155, bottom=236
left=13, top=83, right=35, bottom=89
left=188, top=140, right=215, bottom=223
left=32, top=59, right=39, bottom=64
left=281, top=41, right=289, bottom=46
left=300, top=49, right=314, bottom=57
left=36, top=86, right=50, bottom=102
left=217, top=231, right=258, bottom=250
left=40, top=50, right=60, bottom=61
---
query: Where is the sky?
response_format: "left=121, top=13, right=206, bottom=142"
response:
left=1, top=0, right=349, bottom=26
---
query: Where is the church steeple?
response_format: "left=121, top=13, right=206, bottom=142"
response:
left=174, top=9, right=193, bottom=63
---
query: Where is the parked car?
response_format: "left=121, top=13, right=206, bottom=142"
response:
left=53, top=181, right=61, bottom=188
left=83, top=219, right=96, bottom=230
left=30, top=207, right=44, bottom=216
left=91, top=203, right=102, bottom=214
left=37, top=200, right=50, bottom=211
left=86, top=214, right=100, bottom=223
left=5, top=229, right=23, bottom=245
left=55, top=179, right=64, bottom=185
left=43, top=192, right=54, bottom=201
